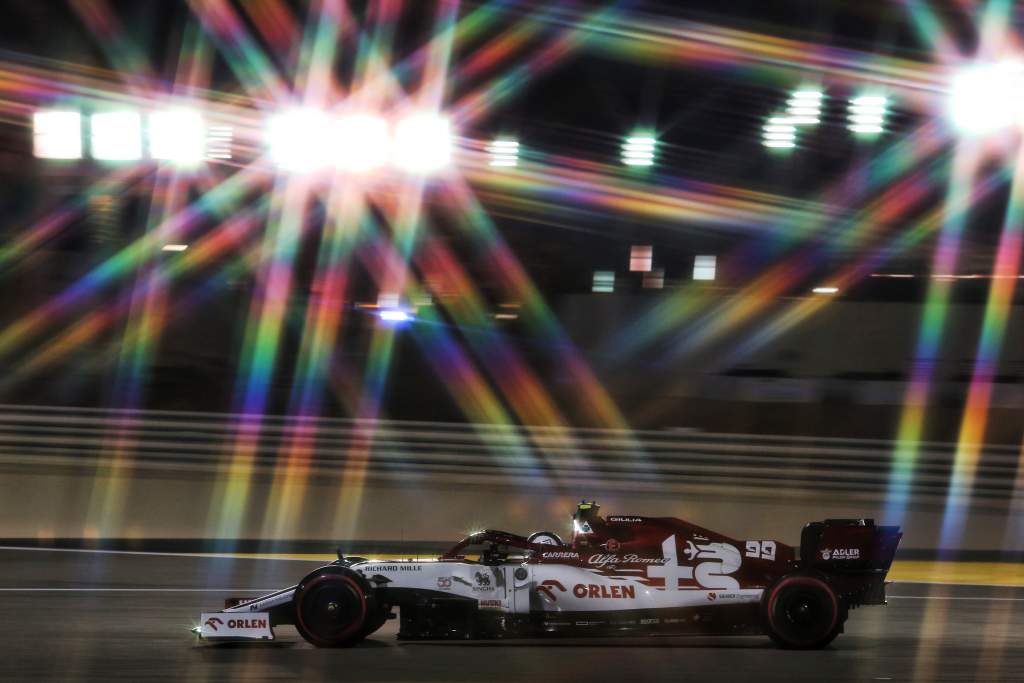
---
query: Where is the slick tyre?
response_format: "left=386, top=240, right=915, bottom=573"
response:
left=761, top=574, right=841, bottom=649
left=293, top=567, right=375, bottom=648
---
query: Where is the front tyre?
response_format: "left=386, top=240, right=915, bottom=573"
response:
left=761, top=574, right=842, bottom=649
left=293, top=567, right=374, bottom=647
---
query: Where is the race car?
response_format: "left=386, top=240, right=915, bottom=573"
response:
left=195, top=501, right=901, bottom=649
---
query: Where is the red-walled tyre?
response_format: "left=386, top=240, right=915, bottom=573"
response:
left=293, top=567, right=374, bottom=648
left=761, top=573, right=842, bottom=649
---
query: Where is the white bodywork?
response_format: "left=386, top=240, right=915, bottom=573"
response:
left=198, top=534, right=766, bottom=639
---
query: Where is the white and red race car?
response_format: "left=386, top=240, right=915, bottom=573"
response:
left=196, top=502, right=901, bottom=649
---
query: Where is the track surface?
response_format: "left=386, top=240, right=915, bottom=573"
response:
left=1, top=548, right=1022, bottom=682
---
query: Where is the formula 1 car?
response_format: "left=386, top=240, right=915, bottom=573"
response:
left=195, top=501, right=901, bottom=649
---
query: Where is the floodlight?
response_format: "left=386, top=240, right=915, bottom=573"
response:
left=150, top=109, right=205, bottom=166
left=592, top=271, right=615, bottom=293
left=487, top=139, right=519, bottom=167
left=267, top=108, right=332, bottom=172
left=762, top=117, right=796, bottom=149
left=949, top=61, right=1024, bottom=135
left=786, top=90, right=823, bottom=125
left=643, top=268, right=665, bottom=289
left=693, top=255, right=716, bottom=281
left=622, top=134, right=656, bottom=166
left=630, top=245, right=653, bottom=272
left=206, top=125, right=234, bottom=160
left=393, top=114, right=452, bottom=173
left=91, top=111, right=142, bottom=161
left=32, top=110, right=82, bottom=159
left=848, top=95, right=888, bottom=135
left=334, top=114, right=388, bottom=172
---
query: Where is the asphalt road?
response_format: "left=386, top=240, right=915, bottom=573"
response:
left=1, top=548, right=1022, bottom=682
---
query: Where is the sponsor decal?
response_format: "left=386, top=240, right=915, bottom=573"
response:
left=199, top=612, right=272, bottom=639
left=608, top=517, right=642, bottom=523
left=572, top=583, right=636, bottom=599
left=540, top=551, right=580, bottom=560
left=451, top=572, right=497, bottom=592
left=361, top=564, right=423, bottom=572
left=537, top=579, right=567, bottom=601
left=707, top=592, right=717, bottom=601
left=639, top=618, right=660, bottom=625
left=471, top=571, right=495, bottom=592
left=649, top=535, right=742, bottom=591
left=478, top=599, right=503, bottom=610
left=588, top=553, right=668, bottom=568
left=821, top=548, right=860, bottom=561
left=437, top=577, right=452, bottom=590
left=605, top=539, right=621, bottom=552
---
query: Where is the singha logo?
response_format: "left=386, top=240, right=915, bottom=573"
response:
left=204, top=617, right=224, bottom=632
left=475, top=572, right=491, bottom=587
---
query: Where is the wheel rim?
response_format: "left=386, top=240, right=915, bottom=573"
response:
left=768, top=577, right=837, bottom=646
left=782, top=588, right=822, bottom=628
left=297, top=575, right=366, bottom=645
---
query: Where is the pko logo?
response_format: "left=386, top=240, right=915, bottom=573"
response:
left=820, top=548, right=860, bottom=561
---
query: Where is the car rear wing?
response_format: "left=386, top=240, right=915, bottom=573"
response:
left=800, top=519, right=902, bottom=573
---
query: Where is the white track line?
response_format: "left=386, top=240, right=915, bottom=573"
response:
left=887, top=595, right=1024, bottom=601
left=894, top=580, right=1024, bottom=589
left=0, top=545, right=329, bottom=562
left=0, top=588, right=277, bottom=592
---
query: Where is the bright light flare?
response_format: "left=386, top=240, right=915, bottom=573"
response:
left=161, top=244, right=188, bottom=252
left=334, top=114, right=388, bottom=172
left=812, top=286, right=839, bottom=294
left=91, top=111, right=142, bottom=161
left=949, top=61, right=1024, bottom=135
left=379, top=310, right=411, bottom=322
left=32, top=110, right=82, bottom=159
left=150, top=109, right=205, bottom=166
left=267, top=108, right=332, bottom=172
left=393, top=114, right=451, bottom=173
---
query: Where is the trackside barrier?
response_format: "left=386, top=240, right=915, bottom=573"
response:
left=0, top=403, right=1017, bottom=503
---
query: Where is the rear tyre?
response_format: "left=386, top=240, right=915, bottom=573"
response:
left=761, top=573, right=842, bottom=649
left=293, top=567, right=374, bottom=647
